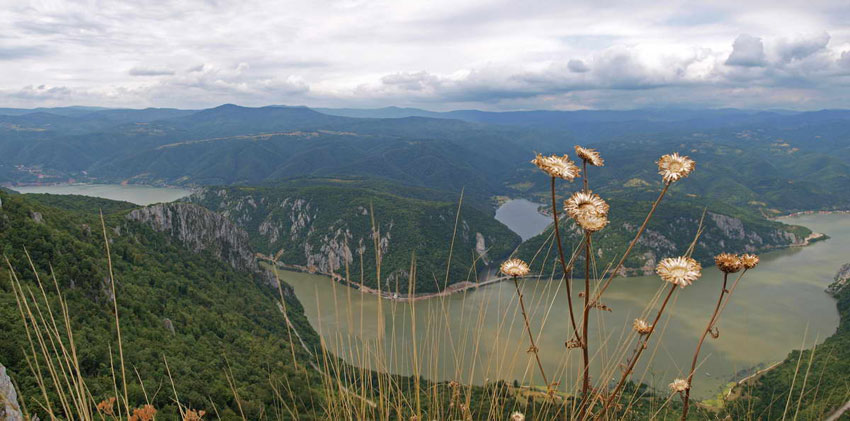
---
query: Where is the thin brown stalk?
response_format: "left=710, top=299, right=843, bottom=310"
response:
left=681, top=272, right=729, bottom=419
left=511, top=275, right=550, bottom=392
left=595, top=283, right=678, bottom=420
left=580, top=231, right=592, bottom=411
left=550, top=176, right=580, bottom=339
left=99, top=211, right=129, bottom=417
left=592, top=182, right=670, bottom=303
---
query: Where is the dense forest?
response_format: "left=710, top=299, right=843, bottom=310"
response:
left=0, top=190, right=324, bottom=419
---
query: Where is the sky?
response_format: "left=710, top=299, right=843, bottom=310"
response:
left=2, top=0, right=850, bottom=111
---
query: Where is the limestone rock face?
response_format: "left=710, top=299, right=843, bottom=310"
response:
left=127, top=203, right=258, bottom=273
left=0, top=364, right=24, bottom=421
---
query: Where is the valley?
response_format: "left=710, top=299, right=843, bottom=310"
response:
left=3, top=105, right=850, bottom=419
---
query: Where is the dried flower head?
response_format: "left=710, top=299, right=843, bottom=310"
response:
left=129, top=405, right=157, bottom=421
left=183, top=409, right=206, bottom=421
left=531, top=153, right=580, bottom=180
left=576, top=213, right=609, bottom=232
left=575, top=145, right=604, bottom=166
left=511, top=411, right=526, bottom=421
left=657, top=153, right=695, bottom=183
left=656, top=256, right=701, bottom=288
left=740, top=253, right=760, bottom=269
left=633, top=318, right=653, bottom=335
left=564, top=191, right=609, bottom=220
left=500, top=258, right=530, bottom=277
left=96, top=397, right=116, bottom=416
left=669, top=378, right=689, bottom=393
left=715, top=253, right=743, bottom=273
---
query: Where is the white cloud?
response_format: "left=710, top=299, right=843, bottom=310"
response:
left=1, top=0, right=850, bottom=109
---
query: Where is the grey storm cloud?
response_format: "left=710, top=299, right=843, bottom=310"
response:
left=840, top=51, right=850, bottom=69
left=776, top=32, right=830, bottom=62
left=568, top=59, right=590, bottom=73
left=725, top=34, right=767, bottom=67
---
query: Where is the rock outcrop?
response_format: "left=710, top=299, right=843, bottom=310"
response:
left=0, top=364, right=24, bottom=421
left=828, top=263, right=850, bottom=297
left=127, top=203, right=258, bottom=273
left=187, top=186, right=520, bottom=293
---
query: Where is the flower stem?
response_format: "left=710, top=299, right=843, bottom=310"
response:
left=681, top=273, right=727, bottom=419
left=580, top=231, right=592, bottom=411
left=512, top=275, right=550, bottom=390
left=583, top=159, right=588, bottom=192
left=595, top=283, right=678, bottom=420
left=551, top=176, right=580, bottom=340
left=592, top=182, right=670, bottom=304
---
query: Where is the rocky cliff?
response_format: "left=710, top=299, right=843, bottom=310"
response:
left=188, top=185, right=520, bottom=294
left=828, top=263, right=850, bottom=297
left=126, top=203, right=259, bottom=274
left=0, top=365, right=23, bottom=421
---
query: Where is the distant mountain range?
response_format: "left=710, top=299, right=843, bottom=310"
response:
left=2, top=104, right=850, bottom=213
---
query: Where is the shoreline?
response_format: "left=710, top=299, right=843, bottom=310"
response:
left=4, top=181, right=195, bottom=191
left=770, top=209, right=850, bottom=220
left=258, top=225, right=828, bottom=302
left=259, top=256, right=536, bottom=302
left=724, top=360, right=783, bottom=401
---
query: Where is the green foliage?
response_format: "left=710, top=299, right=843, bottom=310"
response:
left=23, top=192, right=138, bottom=214
left=0, top=191, right=325, bottom=420
left=721, top=271, right=850, bottom=420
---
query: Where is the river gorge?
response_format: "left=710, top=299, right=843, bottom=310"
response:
left=10, top=186, right=846, bottom=401
left=282, top=202, right=846, bottom=400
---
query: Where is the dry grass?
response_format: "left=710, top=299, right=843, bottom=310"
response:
left=4, top=149, right=829, bottom=420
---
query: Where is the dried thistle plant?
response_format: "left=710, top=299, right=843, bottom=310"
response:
left=680, top=253, right=759, bottom=419
left=657, top=152, right=695, bottom=183
left=500, top=258, right=551, bottom=394
left=575, top=145, right=604, bottom=167
left=532, top=153, right=580, bottom=180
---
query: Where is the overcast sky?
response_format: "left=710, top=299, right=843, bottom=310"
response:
left=2, top=0, right=850, bottom=110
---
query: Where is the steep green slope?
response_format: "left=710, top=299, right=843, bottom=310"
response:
left=0, top=190, right=325, bottom=420
left=188, top=182, right=521, bottom=294
left=0, top=191, right=686, bottom=420
left=722, top=265, right=850, bottom=420
left=515, top=195, right=812, bottom=277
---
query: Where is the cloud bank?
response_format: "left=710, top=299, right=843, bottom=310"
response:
left=1, top=0, right=850, bottom=110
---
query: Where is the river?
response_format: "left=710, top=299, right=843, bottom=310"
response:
left=10, top=184, right=192, bottom=205
left=281, top=203, right=846, bottom=400
left=14, top=186, right=843, bottom=400
left=494, top=198, right=550, bottom=240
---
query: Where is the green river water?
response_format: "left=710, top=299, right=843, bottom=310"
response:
left=13, top=186, right=844, bottom=400
left=281, top=209, right=846, bottom=400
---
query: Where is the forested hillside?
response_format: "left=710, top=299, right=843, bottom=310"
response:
left=0, top=190, right=325, bottom=419
left=722, top=264, right=850, bottom=419
left=4, top=105, right=850, bottom=212
left=515, top=196, right=814, bottom=276
left=188, top=181, right=521, bottom=294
